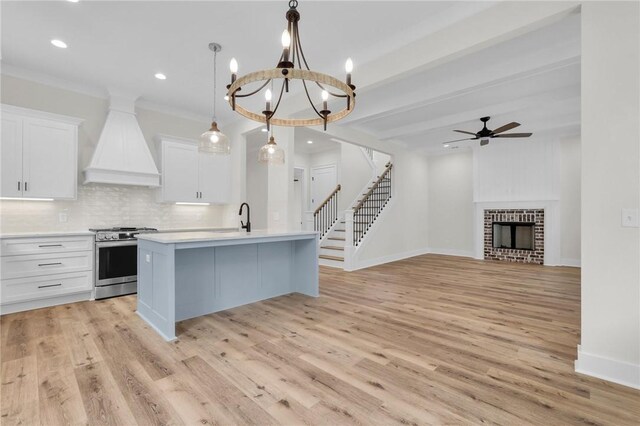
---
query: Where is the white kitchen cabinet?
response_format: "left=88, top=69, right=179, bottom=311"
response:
left=157, top=135, right=231, bottom=204
left=0, top=234, right=94, bottom=315
left=0, top=105, right=82, bottom=200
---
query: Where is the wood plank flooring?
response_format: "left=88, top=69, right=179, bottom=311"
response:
left=2, top=254, right=639, bottom=425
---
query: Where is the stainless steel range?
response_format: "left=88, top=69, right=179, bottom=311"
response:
left=90, top=227, right=158, bottom=300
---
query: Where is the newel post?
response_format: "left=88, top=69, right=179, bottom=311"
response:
left=303, top=211, right=315, bottom=231
left=344, top=209, right=355, bottom=271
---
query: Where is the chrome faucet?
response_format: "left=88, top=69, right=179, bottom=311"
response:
left=239, top=202, right=251, bottom=233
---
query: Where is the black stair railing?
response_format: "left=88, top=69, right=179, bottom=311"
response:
left=352, top=162, right=392, bottom=246
left=314, top=184, right=341, bottom=238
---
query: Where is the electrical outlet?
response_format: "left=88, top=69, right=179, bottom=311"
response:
left=58, top=212, right=68, bottom=223
left=145, top=254, right=151, bottom=263
left=621, top=208, right=639, bottom=228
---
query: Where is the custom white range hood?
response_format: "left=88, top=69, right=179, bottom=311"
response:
left=84, top=93, right=160, bottom=187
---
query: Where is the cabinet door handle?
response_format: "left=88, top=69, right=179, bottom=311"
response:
left=38, top=262, right=62, bottom=267
left=18, top=181, right=21, bottom=191
left=39, top=244, right=63, bottom=248
left=24, top=182, right=28, bottom=191
left=38, top=283, right=62, bottom=289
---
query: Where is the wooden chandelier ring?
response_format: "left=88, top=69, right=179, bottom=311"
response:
left=227, top=68, right=356, bottom=127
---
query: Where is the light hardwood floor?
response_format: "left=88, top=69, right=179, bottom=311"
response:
left=2, top=254, right=639, bottom=425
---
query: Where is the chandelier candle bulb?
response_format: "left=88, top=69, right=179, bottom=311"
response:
left=230, top=58, right=238, bottom=82
left=345, top=58, right=353, bottom=85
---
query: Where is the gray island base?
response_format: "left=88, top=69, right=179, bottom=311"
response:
left=136, top=230, right=319, bottom=340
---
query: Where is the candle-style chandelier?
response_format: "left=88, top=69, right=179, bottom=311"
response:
left=226, top=0, right=356, bottom=132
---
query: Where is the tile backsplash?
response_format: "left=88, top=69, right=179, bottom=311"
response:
left=0, top=184, right=233, bottom=233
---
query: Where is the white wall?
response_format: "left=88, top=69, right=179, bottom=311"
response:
left=340, top=143, right=374, bottom=210
left=426, top=137, right=581, bottom=265
left=474, top=138, right=560, bottom=203
left=427, top=150, right=475, bottom=256
left=245, top=135, right=268, bottom=230
left=352, top=149, right=430, bottom=266
left=559, top=136, right=581, bottom=264
left=0, top=75, right=231, bottom=233
left=577, top=2, right=640, bottom=389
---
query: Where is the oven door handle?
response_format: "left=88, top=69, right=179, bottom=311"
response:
left=96, top=241, right=138, bottom=248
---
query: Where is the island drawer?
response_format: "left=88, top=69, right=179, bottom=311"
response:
left=1, top=236, right=93, bottom=256
left=1, top=271, right=92, bottom=305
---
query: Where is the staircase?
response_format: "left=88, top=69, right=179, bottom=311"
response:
left=316, top=161, right=393, bottom=269
left=319, top=220, right=346, bottom=267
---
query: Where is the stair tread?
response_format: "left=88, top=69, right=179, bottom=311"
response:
left=321, top=246, right=344, bottom=251
left=328, top=237, right=346, bottom=241
left=333, top=229, right=345, bottom=232
left=319, top=254, right=344, bottom=261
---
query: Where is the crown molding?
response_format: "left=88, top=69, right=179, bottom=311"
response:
left=1, top=63, right=213, bottom=125
left=1, top=62, right=109, bottom=99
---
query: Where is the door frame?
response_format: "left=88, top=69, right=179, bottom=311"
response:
left=293, top=166, right=306, bottom=227
left=310, top=164, right=338, bottom=208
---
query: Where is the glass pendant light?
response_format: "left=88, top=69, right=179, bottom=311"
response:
left=199, top=43, right=230, bottom=154
left=258, top=133, right=285, bottom=165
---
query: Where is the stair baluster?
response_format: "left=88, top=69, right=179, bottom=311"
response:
left=314, top=184, right=341, bottom=238
left=352, top=162, right=392, bottom=246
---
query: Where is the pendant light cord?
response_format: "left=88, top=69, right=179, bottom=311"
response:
left=212, top=49, right=218, bottom=122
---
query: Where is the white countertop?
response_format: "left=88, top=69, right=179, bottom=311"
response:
left=0, top=231, right=95, bottom=239
left=137, top=230, right=318, bottom=244
left=0, top=227, right=237, bottom=239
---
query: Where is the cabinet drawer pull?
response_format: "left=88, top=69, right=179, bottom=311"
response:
left=38, top=244, right=63, bottom=248
left=38, top=283, right=62, bottom=289
left=38, top=262, right=62, bottom=267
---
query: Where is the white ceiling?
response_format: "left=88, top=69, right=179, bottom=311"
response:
left=1, top=1, right=580, bottom=153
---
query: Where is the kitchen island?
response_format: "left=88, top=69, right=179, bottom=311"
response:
left=136, top=230, right=319, bottom=340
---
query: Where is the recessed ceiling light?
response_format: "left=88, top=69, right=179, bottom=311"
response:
left=67, top=0, right=80, bottom=3
left=51, top=39, right=68, bottom=49
left=443, top=144, right=450, bottom=148
left=261, top=128, right=268, bottom=133
left=307, top=140, right=313, bottom=144
left=154, top=73, right=167, bottom=80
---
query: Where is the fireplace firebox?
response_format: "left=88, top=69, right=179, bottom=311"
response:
left=492, top=222, right=535, bottom=250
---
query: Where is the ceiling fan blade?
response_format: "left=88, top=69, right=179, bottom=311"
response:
left=454, top=130, right=478, bottom=136
left=493, top=133, right=532, bottom=138
left=492, top=122, right=520, bottom=134
left=442, top=138, right=475, bottom=145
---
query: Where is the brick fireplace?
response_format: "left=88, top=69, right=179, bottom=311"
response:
left=484, top=209, right=544, bottom=264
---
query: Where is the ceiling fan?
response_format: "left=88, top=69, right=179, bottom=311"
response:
left=443, top=116, right=532, bottom=147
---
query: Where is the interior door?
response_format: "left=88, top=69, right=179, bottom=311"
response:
left=22, top=117, right=76, bottom=199
left=0, top=113, right=23, bottom=198
left=163, top=141, right=199, bottom=202
left=199, top=152, right=231, bottom=203
left=310, top=164, right=337, bottom=209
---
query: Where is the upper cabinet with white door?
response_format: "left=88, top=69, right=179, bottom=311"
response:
left=156, top=135, right=230, bottom=204
left=1, top=105, right=83, bottom=200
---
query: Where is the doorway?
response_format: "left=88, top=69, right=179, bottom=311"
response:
left=310, top=164, right=337, bottom=209
left=293, top=167, right=305, bottom=230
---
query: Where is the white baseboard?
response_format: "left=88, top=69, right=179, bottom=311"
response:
left=426, top=247, right=476, bottom=258
left=0, top=291, right=92, bottom=315
left=559, top=258, right=581, bottom=267
left=349, top=247, right=431, bottom=271
left=575, top=345, right=640, bottom=390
